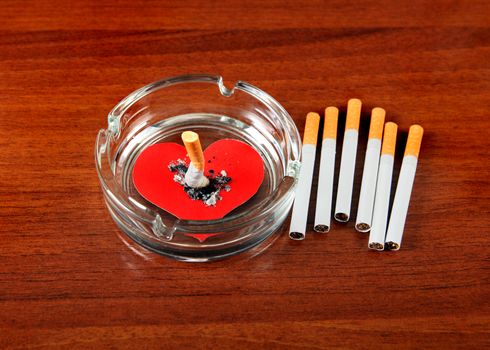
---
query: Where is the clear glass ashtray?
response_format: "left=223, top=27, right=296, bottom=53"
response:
left=95, top=74, right=301, bottom=262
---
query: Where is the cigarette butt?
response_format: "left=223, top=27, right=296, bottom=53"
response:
left=404, top=125, right=424, bottom=158
left=381, top=122, right=398, bottom=156
left=323, top=107, right=338, bottom=140
left=355, top=108, right=386, bottom=232
left=386, top=124, right=424, bottom=250
left=303, top=112, right=321, bottom=145
left=369, top=122, right=398, bottom=250
left=314, top=107, right=338, bottom=232
left=345, top=98, right=362, bottom=130
left=182, top=131, right=205, bottom=171
left=289, top=113, right=320, bottom=240
left=334, top=98, right=362, bottom=222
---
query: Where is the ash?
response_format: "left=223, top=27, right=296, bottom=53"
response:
left=168, top=159, right=232, bottom=206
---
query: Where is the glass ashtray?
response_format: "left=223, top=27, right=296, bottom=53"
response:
left=95, top=74, right=301, bottom=262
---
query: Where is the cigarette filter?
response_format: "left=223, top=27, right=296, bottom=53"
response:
left=385, top=125, right=424, bottom=250
left=355, top=108, right=386, bottom=232
left=368, top=122, right=397, bottom=250
left=182, top=131, right=209, bottom=188
left=289, top=112, right=320, bottom=240
left=314, top=107, right=339, bottom=232
left=334, top=98, right=362, bottom=222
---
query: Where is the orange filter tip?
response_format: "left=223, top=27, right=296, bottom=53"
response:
left=323, top=107, right=338, bottom=140
left=181, top=131, right=205, bottom=171
left=345, top=98, right=362, bottom=131
left=368, top=107, right=386, bottom=140
left=303, top=112, right=321, bottom=145
left=404, top=124, right=424, bottom=158
left=381, top=122, right=398, bottom=156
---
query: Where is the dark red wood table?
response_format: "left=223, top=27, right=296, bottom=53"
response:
left=1, top=1, right=489, bottom=348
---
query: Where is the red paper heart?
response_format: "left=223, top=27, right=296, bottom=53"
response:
left=132, top=139, right=264, bottom=221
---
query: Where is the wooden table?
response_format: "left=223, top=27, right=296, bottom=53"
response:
left=1, top=1, right=489, bottom=348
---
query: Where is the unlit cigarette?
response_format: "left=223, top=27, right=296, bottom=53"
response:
left=368, top=122, right=397, bottom=250
left=314, top=107, right=338, bottom=233
left=385, top=125, right=424, bottom=250
left=289, top=112, right=320, bottom=240
left=355, top=108, right=386, bottom=232
left=182, top=131, right=209, bottom=188
left=334, top=98, right=362, bottom=222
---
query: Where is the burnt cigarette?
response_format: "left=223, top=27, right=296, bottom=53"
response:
left=368, top=122, right=398, bottom=250
left=313, top=107, right=338, bottom=233
left=334, top=98, right=362, bottom=222
left=181, top=131, right=209, bottom=188
left=385, top=125, right=424, bottom=250
left=289, top=112, right=320, bottom=240
left=355, top=108, right=386, bottom=232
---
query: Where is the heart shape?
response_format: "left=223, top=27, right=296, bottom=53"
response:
left=132, top=139, right=264, bottom=221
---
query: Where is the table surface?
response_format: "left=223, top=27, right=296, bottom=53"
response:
left=1, top=1, right=489, bottom=348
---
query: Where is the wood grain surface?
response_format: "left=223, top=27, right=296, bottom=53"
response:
left=1, top=1, right=489, bottom=348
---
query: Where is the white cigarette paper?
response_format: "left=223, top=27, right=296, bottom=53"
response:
left=314, top=107, right=338, bottom=232
left=369, top=122, right=397, bottom=250
left=185, top=163, right=209, bottom=188
left=335, top=98, right=362, bottom=222
left=385, top=125, right=424, bottom=250
left=355, top=108, right=385, bottom=232
left=289, top=112, right=320, bottom=240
